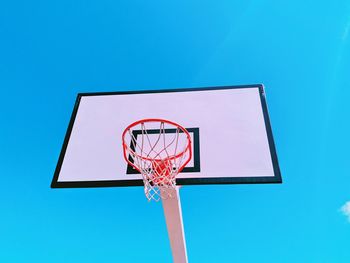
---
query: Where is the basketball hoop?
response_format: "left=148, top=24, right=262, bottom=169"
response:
left=122, top=119, right=192, bottom=201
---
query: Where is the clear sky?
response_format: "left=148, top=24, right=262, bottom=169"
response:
left=1, top=0, right=350, bottom=262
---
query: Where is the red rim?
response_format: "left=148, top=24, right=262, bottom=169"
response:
left=122, top=118, right=192, bottom=172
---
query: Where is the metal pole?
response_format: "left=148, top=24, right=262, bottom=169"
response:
left=161, top=186, right=188, bottom=263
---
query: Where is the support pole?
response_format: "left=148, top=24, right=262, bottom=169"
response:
left=161, top=186, right=188, bottom=263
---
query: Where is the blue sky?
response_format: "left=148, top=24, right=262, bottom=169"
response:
left=1, top=0, right=350, bottom=262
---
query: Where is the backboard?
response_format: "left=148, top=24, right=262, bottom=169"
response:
left=51, top=84, right=281, bottom=188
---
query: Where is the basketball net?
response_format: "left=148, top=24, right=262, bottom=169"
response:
left=122, top=119, right=192, bottom=201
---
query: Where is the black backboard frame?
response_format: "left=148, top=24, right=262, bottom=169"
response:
left=51, top=84, right=282, bottom=188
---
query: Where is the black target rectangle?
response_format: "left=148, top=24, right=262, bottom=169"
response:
left=126, top=127, right=200, bottom=174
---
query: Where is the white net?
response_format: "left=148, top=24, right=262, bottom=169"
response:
left=122, top=119, right=192, bottom=201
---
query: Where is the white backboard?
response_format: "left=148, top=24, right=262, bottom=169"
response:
left=51, top=85, right=281, bottom=188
